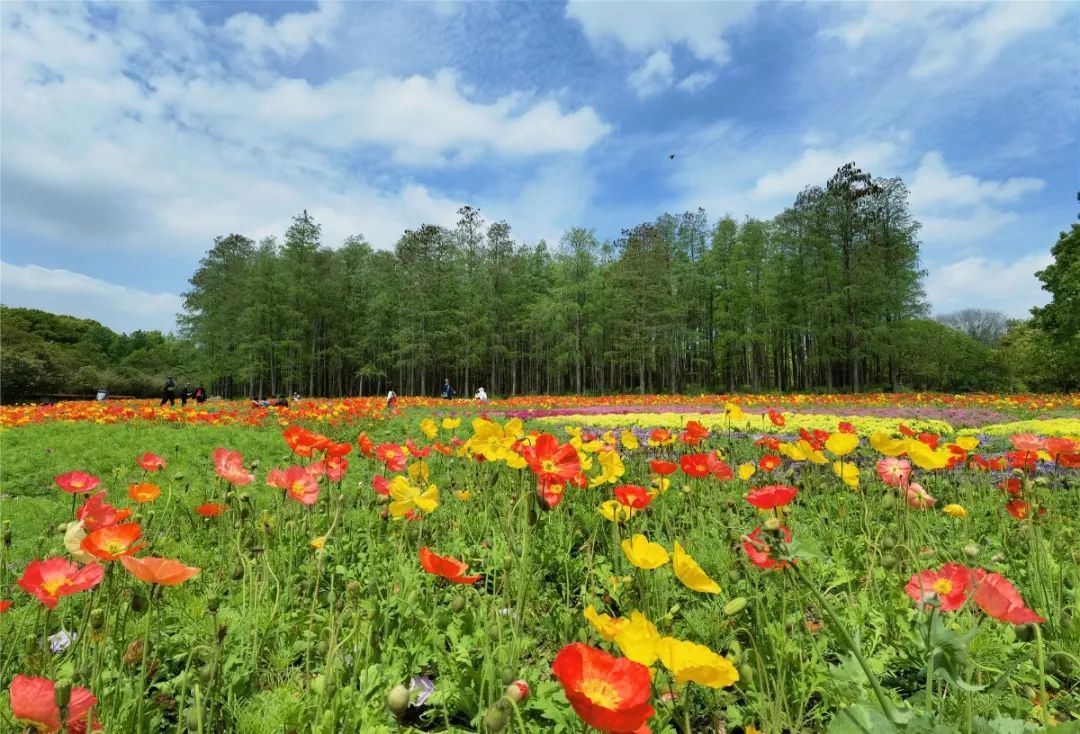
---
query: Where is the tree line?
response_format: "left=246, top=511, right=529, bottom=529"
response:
left=2, top=169, right=1075, bottom=402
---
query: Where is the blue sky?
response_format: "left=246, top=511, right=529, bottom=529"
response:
left=1, top=1, right=1077, bottom=333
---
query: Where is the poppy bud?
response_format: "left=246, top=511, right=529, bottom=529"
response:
left=217, top=623, right=228, bottom=643
left=486, top=624, right=501, bottom=642
left=880, top=534, right=897, bottom=550
left=880, top=554, right=897, bottom=570
left=963, top=543, right=979, bottom=559
left=505, top=680, right=529, bottom=703
left=232, top=565, right=245, bottom=580
left=728, top=569, right=741, bottom=583
left=207, top=596, right=221, bottom=613
left=310, top=674, right=326, bottom=696
left=387, top=684, right=410, bottom=716
left=240, top=493, right=252, bottom=504
left=723, top=597, right=747, bottom=616
left=198, top=663, right=214, bottom=685
left=483, top=704, right=509, bottom=732
left=131, top=591, right=148, bottom=613
left=500, top=668, right=516, bottom=686
left=185, top=707, right=203, bottom=730
left=91, top=608, right=106, bottom=631
left=1014, top=624, right=1036, bottom=643
left=728, top=640, right=743, bottom=662
left=450, top=595, right=466, bottom=613
left=3, top=520, right=11, bottom=546
left=54, top=679, right=72, bottom=710
left=737, top=663, right=755, bottom=687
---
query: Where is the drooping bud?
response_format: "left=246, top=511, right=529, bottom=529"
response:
left=723, top=597, right=747, bottom=616
left=483, top=704, right=510, bottom=732
left=387, top=685, right=410, bottom=716
left=505, top=680, right=529, bottom=703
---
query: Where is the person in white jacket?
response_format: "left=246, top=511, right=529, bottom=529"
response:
left=475, top=387, right=488, bottom=402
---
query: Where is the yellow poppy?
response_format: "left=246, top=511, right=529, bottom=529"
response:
left=832, top=461, right=860, bottom=489
left=455, top=489, right=472, bottom=501
left=309, top=535, right=327, bottom=550
left=942, top=504, right=967, bottom=519
left=954, top=436, right=979, bottom=452
left=389, top=476, right=439, bottom=517
left=419, top=418, right=438, bottom=439
left=614, top=611, right=661, bottom=666
left=737, top=463, right=756, bottom=480
left=796, top=440, right=829, bottom=464
left=584, top=605, right=626, bottom=642
left=649, top=476, right=671, bottom=495
left=407, top=460, right=430, bottom=483
left=655, top=637, right=739, bottom=688
left=620, top=431, right=640, bottom=450
left=907, top=440, right=949, bottom=470
left=673, top=541, right=721, bottom=594
left=599, top=499, right=636, bottom=523
left=724, top=403, right=745, bottom=421
left=870, top=432, right=908, bottom=457
left=621, top=534, right=671, bottom=570
left=825, top=433, right=859, bottom=457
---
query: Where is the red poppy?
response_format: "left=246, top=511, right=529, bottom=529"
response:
left=798, top=428, right=828, bottom=451
left=649, top=459, right=678, bottom=476
left=998, top=478, right=1023, bottom=495
left=282, top=466, right=319, bottom=506
left=522, top=433, right=581, bottom=485
left=837, top=421, right=856, bottom=434
left=128, top=482, right=161, bottom=504
left=613, top=484, right=652, bottom=510
left=767, top=409, right=785, bottom=427
left=17, top=558, right=104, bottom=609
left=679, top=420, right=708, bottom=446
left=326, top=442, right=353, bottom=458
left=76, top=492, right=125, bottom=532
left=1005, top=499, right=1031, bottom=520
left=917, top=433, right=940, bottom=450
left=755, top=436, right=781, bottom=451
left=372, top=475, right=391, bottom=496
left=376, top=443, right=408, bottom=472
left=137, top=452, right=167, bottom=472
left=54, top=471, right=100, bottom=495
left=706, top=451, right=733, bottom=480
left=121, top=555, right=200, bottom=586
left=304, top=460, right=327, bottom=478
left=357, top=432, right=375, bottom=458
left=406, top=438, right=432, bottom=458
left=972, top=455, right=1006, bottom=471
left=1005, top=450, right=1037, bottom=471
left=745, top=484, right=797, bottom=510
left=898, top=423, right=917, bottom=438
left=418, top=547, right=481, bottom=584
left=1045, top=437, right=1077, bottom=459
left=905, top=563, right=973, bottom=611
left=212, top=448, right=254, bottom=485
left=0, top=600, right=12, bottom=613
left=649, top=428, right=673, bottom=445
left=742, top=526, right=792, bottom=570
left=971, top=570, right=1045, bottom=624
left=758, top=454, right=782, bottom=472
left=678, top=453, right=710, bottom=478
left=266, top=468, right=288, bottom=489
left=195, top=503, right=227, bottom=517
left=8, top=675, right=98, bottom=734
left=81, top=523, right=144, bottom=561
left=551, top=642, right=654, bottom=734
left=326, top=455, right=348, bottom=482
left=538, top=479, right=566, bottom=508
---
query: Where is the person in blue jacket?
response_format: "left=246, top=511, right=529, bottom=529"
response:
left=441, top=378, right=455, bottom=400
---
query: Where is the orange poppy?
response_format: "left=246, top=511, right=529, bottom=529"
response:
left=195, top=503, right=227, bottom=517
left=17, top=557, right=104, bottom=609
left=551, top=642, right=654, bottom=734
left=767, top=409, right=785, bottom=427
left=742, top=526, right=792, bottom=570
left=613, top=484, right=652, bottom=510
left=649, top=459, right=677, bottom=476
left=76, top=491, right=126, bottom=531
left=81, top=523, right=144, bottom=561
left=326, top=455, right=348, bottom=482
left=54, top=471, right=100, bottom=494
left=121, top=556, right=200, bottom=586
left=376, top=443, right=408, bottom=472
left=282, top=466, right=319, bottom=506
left=419, top=547, right=481, bottom=584
left=678, top=453, right=710, bottom=478
left=357, top=432, right=375, bottom=457
left=745, top=484, right=797, bottom=510
left=128, top=482, right=161, bottom=503
left=758, top=454, right=782, bottom=472
left=212, top=448, right=254, bottom=485
left=971, top=570, right=1044, bottom=625
left=706, top=451, right=733, bottom=480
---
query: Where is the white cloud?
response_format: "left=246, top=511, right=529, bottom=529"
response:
left=751, top=140, right=901, bottom=201
left=0, top=262, right=184, bottom=333
left=822, top=2, right=1070, bottom=78
left=924, top=253, right=1052, bottom=317
left=224, top=0, right=344, bottom=59
left=0, top=2, right=610, bottom=256
left=908, top=152, right=1044, bottom=211
left=627, top=50, right=674, bottom=98
left=676, top=70, right=716, bottom=93
left=566, top=0, right=755, bottom=64
left=918, top=206, right=1020, bottom=247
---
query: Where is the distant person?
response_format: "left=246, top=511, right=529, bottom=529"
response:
left=291, top=392, right=301, bottom=402
left=180, top=385, right=191, bottom=406
left=161, top=376, right=176, bottom=406
left=386, top=389, right=398, bottom=410
left=475, top=387, right=488, bottom=402
left=275, top=395, right=289, bottom=407
left=95, top=389, right=107, bottom=401
left=194, top=385, right=206, bottom=404
left=441, top=378, right=455, bottom=400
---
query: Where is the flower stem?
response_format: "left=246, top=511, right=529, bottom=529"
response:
left=1034, top=624, right=1051, bottom=727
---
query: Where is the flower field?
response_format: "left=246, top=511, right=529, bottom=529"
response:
left=0, top=394, right=1078, bottom=733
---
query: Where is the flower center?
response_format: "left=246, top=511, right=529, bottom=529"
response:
left=931, top=579, right=953, bottom=595
left=104, top=540, right=127, bottom=555
left=291, top=481, right=306, bottom=494
left=541, top=459, right=558, bottom=474
left=41, top=577, right=70, bottom=596
left=581, top=678, right=622, bottom=709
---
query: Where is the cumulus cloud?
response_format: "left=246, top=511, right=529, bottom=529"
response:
left=224, top=0, right=344, bottom=59
left=627, top=50, right=675, bottom=98
left=0, top=1, right=610, bottom=256
left=1, top=262, right=184, bottom=333
left=750, top=140, right=901, bottom=201
left=908, top=152, right=1044, bottom=211
left=566, top=0, right=755, bottom=63
left=676, top=70, right=716, bottom=93
left=924, top=253, right=1052, bottom=318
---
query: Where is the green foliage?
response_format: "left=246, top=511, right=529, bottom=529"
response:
left=1030, top=196, right=1080, bottom=389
